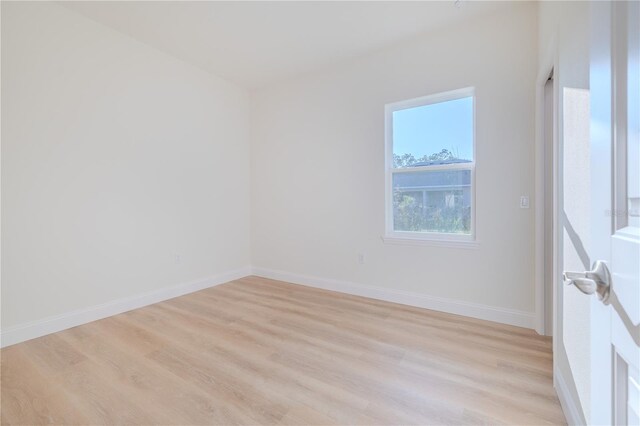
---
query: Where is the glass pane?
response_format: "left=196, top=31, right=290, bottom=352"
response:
left=614, top=0, right=640, bottom=231
left=627, top=1, right=639, bottom=229
left=392, top=96, right=473, bottom=168
left=392, top=169, right=471, bottom=234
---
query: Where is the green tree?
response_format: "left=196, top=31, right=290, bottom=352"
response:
left=422, top=148, right=457, bottom=162
left=393, top=148, right=458, bottom=168
left=393, top=153, right=417, bottom=168
left=392, top=148, right=469, bottom=234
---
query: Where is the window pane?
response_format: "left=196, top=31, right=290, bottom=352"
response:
left=392, top=96, right=473, bottom=168
left=626, top=0, right=639, bottom=228
left=392, top=169, right=471, bottom=234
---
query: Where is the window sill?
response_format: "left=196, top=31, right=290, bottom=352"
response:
left=381, top=235, right=480, bottom=249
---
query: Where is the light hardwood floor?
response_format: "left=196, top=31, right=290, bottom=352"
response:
left=1, top=276, right=565, bottom=425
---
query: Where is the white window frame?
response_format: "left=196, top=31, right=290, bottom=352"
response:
left=383, top=87, right=478, bottom=249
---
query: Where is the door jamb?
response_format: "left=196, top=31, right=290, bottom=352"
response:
left=535, top=44, right=559, bottom=337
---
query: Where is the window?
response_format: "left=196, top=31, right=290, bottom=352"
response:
left=384, top=88, right=476, bottom=247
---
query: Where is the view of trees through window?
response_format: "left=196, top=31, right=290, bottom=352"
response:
left=388, top=92, right=474, bottom=236
left=392, top=167, right=471, bottom=234
left=393, top=148, right=459, bottom=168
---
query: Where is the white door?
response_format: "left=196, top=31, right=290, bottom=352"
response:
left=563, top=2, right=640, bottom=424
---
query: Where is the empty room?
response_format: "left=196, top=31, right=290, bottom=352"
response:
left=1, top=1, right=639, bottom=425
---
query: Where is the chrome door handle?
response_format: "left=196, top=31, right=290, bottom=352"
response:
left=563, top=260, right=611, bottom=304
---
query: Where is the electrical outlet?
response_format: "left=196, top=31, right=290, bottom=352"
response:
left=520, top=196, right=530, bottom=209
left=174, top=254, right=182, bottom=265
left=357, top=253, right=366, bottom=264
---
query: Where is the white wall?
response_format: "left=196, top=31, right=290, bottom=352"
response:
left=1, top=1, right=544, bottom=342
left=1, top=2, right=251, bottom=330
left=251, top=3, right=538, bottom=315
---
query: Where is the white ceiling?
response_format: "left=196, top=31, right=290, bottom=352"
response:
left=61, top=1, right=507, bottom=90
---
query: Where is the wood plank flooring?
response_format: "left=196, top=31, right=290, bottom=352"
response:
left=0, top=276, right=566, bottom=425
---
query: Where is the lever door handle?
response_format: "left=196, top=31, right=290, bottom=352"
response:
left=563, top=260, right=611, bottom=304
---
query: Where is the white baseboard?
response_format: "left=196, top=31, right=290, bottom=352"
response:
left=554, top=365, right=585, bottom=425
left=0, top=265, right=535, bottom=348
left=0, top=266, right=252, bottom=348
left=251, top=267, right=535, bottom=329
